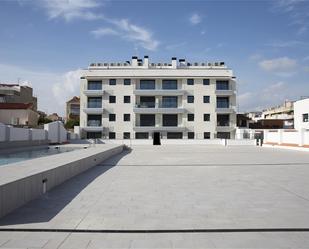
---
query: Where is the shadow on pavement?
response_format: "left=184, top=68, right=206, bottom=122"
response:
left=0, top=148, right=132, bottom=226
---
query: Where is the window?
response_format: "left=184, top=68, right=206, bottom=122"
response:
left=203, top=79, right=210, bottom=85
left=187, top=114, right=194, bottom=121
left=123, top=132, right=130, bottom=139
left=187, top=79, right=194, bottom=85
left=187, top=95, right=194, bottom=103
left=135, top=132, right=149, bottom=139
left=217, top=132, right=230, bottom=139
left=109, top=132, right=116, bottom=139
left=87, top=132, right=102, bottom=139
left=109, top=79, right=116, bottom=85
left=140, top=79, right=155, bottom=89
left=203, top=96, right=210, bottom=103
left=124, top=96, right=131, bottom=103
left=303, top=113, right=309, bottom=122
left=216, top=80, right=229, bottom=90
left=162, top=96, right=177, bottom=108
left=87, top=115, right=101, bottom=126
left=87, top=97, right=102, bottom=108
left=217, top=114, right=230, bottom=126
left=163, top=114, right=178, bottom=127
left=124, top=114, right=130, bottom=121
left=167, top=132, right=183, bottom=139
left=109, top=114, right=116, bottom=121
left=188, top=132, right=195, bottom=139
left=204, top=132, right=211, bottom=139
left=87, top=81, right=102, bottom=90
left=140, top=114, right=155, bottom=126
left=162, top=79, right=177, bottom=89
left=109, top=96, right=116, bottom=103
left=217, top=97, right=229, bottom=108
left=204, top=114, right=210, bottom=121
left=124, top=79, right=131, bottom=85
left=139, top=96, right=155, bottom=108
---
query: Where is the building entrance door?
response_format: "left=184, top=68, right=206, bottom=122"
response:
left=153, top=132, right=161, bottom=145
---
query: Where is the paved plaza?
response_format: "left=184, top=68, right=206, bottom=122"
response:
left=1, top=145, right=309, bottom=248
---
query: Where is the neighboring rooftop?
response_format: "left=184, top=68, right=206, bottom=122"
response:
left=0, top=103, right=33, bottom=109
left=88, top=56, right=227, bottom=70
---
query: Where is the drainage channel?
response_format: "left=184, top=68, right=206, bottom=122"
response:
left=0, top=228, right=309, bottom=234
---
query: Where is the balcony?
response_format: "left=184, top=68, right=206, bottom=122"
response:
left=83, top=103, right=103, bottom=114
left=83, top=89, right=104, bottom=96
left=216, top=123, right=236, bottom=132
left=133, top=88, right=185, bottom=96
left=215, top=89, right=236, bottom=96
left=133, top=103, right=186, bottom=114
left=133, top=125, right=186, bottom=132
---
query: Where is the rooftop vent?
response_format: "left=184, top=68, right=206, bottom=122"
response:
left=104, top=63, right=108, bottom=66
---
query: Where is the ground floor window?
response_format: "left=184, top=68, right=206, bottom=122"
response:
left=123, top=132, right=130, bottom=139
left=167, top=132, right=183, bottom=139
left=87, top=132, right=102, bottom=139
left=204, top=132, right=211, bottom=139
left=188, top=132, right=195, bottom=139
left=135, top=132, right=149, bottom=139
left=109, top=132, right=116, bottom=139
left=216, top=132, right=230, bottom=139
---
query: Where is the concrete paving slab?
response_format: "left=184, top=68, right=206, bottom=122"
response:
left=0, top=145, right=309, bottom=248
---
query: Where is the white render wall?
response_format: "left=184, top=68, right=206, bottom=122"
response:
left=0, top=121, right=67, bottom=145
left=80, top=57, right=237, bottom=140
left=264, top=129, right=309, bottom=146
left=294, top=98, right=309, bottom=130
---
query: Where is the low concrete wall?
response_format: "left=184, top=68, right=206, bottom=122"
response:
left=0, top=144, right=123, bottom=218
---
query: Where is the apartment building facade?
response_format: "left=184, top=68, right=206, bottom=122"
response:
left=80, top=56, right=237, bottom=140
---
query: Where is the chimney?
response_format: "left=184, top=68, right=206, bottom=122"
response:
left=171, top=57, right=177, bottom=68
left=179, top=58, right=186, bottom=67
left=143, top=55, right=149, bottom=68
left=132, top=56, right=138, bottom=67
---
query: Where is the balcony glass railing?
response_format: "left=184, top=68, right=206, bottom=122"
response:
left=217, top=121, right=230, bottom=126
left=87, top=103, right=102, bottom=108
left=216, top=103, right=230, bottom=108
left=135, top=103, right=180, bottom=108
left=87, top=120, right=101, bottom=126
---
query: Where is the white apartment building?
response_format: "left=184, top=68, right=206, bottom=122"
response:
left=80, top=56, right=237, bottom=140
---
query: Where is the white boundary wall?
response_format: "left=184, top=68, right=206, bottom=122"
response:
left=264, top=129, right=309, bottom=146
left=0, top=121, right=68, bottom=144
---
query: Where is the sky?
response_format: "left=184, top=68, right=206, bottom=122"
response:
left=0, top=0, right=309, bottom=116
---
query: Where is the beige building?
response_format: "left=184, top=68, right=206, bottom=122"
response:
left=66, top=96, right=80, bottom=121
left=0, top=103, right=39, bottom=127
left=0, top=84, right=37, bottom=110
left=0, top=84, right=39, bottom=127
left=80, top=56, right=237, bottom=140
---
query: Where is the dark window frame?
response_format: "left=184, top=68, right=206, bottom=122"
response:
left=109, top=132, right=116, bottom=139
left=204, top=114, right=210, bottom=122
left=203, top=79, right=210, bottom=85
left=109, top=114, right=116, bottom=122
left=204, top=132, right=211, bottom=139
left=124, top=96, right=131, bottom=103
left=187, top=79, right=194, bottom=85
left=187, top=95, right=194, bottom=103
left=188, top=132, right=195, bottom=139
left=123, top=114, right=130, bottom=122
left=109, top=96, right=116, bottom=103
left=124, top=79, right=131, bottom=85
left=187, top=114, right=194, bottom=121
left=203, top=96, right=210, bottom=103
left=109, top=79, right=116, bottom=85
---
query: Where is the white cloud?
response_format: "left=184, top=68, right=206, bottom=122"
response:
left=91, top=27, right=119, bottom=37
left=189, top=13, right=202, bottom=25
left=271, top=0, right=309, bottom=35
left=52, top=69, right=82, bottom=105
left=265, top=40, right=306, bottom=48
left=91, top=18, right=160, bottom=51
left=259, top=57, right=297, bottom=71
left=0, top=63, right=81, bottom=116
left=40, top=0, right=103, bottom=21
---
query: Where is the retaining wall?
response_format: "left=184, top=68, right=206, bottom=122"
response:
left=0, top=144, right=123, bottom=218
